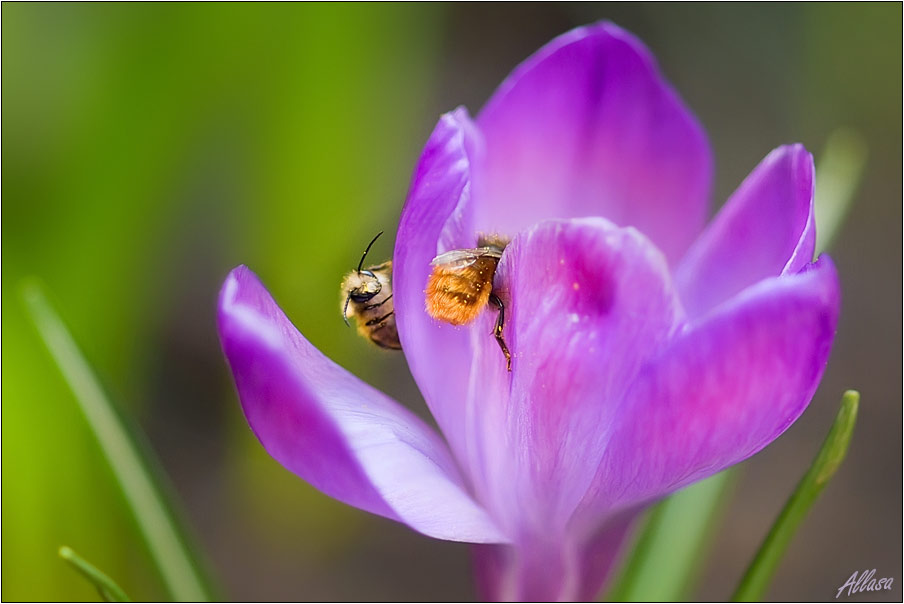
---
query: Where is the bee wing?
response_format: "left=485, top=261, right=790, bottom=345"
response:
left=430, top=249, right=480, bottom=269
left=365, top=260, right=392, bottom=274
left=430, top=247, right=503, bottom=270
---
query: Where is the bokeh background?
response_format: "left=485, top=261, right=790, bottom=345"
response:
left=3, top=3, right=901, bottom=601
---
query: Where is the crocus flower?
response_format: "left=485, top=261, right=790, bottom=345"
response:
left=218, top=22, right=840, bottom=602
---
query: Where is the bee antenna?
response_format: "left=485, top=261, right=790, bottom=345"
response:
left=342, top=292, right=352, bottom=327
left=357, top=231, right=384, bottom=274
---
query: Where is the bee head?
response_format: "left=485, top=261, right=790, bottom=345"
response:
left=350, top=270, right=382, bottom=302
left=342, top=231, right=385, bottom=326
left=342, top=270, right=382, bottom=326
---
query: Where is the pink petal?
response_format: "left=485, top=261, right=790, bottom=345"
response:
left=218, top=266, right=506, bottom=543
left=393, top=108, right=488, bottom=470
left=676, top=144, right=816, bottom=319
left=471, top=510, right=638, bottom=601
left=583, top=256, right=840, bottom=516
left=467, top=218, right=683, bottom=536
left=475, top=22, right=712, bottom=264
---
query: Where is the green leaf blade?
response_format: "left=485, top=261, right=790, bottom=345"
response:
left=22, top=282, right=215, bottom=602
left=604, top=470, right=736, bottom=602
left=732, top=390, right=859, bottom=602
left=59, top=546, right=131, bottom=602
left=814, top=128, right=868, bottom=254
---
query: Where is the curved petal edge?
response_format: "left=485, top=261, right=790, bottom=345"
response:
left=677, top=144, right=816, bottom=319
left=585, top=255, right=840, bottom=514
left=217, top=265, right=507, bottom=543
left=394, top=108, right=486, bottom=471
left=475, top=21, right=713, bottom=263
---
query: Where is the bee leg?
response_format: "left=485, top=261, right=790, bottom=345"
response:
left=364, top=294, right=392, bottom=311
left=489, top=294, right=512, bottom=372
left=365, top=311, right=394, bottom=327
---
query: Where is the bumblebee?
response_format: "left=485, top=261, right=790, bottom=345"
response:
left=425, top=237, right=511, bottom=371
left=341, top=232, right=400, bottom=350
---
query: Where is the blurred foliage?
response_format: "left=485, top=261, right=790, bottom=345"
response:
left=3, top=3, right=441, bottom=600
left=24, top=283, right=213, bottom=600
left=3, top=3, right=900, bottom=602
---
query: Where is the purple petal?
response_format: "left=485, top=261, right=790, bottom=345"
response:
left=470, top=542, right=574, bottom=602
left=676, top=144, right=816, bottom=320
left=217, top=266, right=506, bottom=543
left=575, top=511, right=638, bottom=601
left=467, top=218, right=683, bottom=536
left=584, top=256, right=840, bottom=515
left=475, top=22, right=712, bottom=264
left=470, top=543, right=506, bottom=601
left=471, top=510, right=638, bottom=601
left=394, top=108, right=486, bottom=469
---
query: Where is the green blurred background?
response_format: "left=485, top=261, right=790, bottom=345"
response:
left=2, top=3, right=900, bottom=601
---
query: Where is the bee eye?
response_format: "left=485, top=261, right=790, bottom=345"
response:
left=351, top=278, right=381, bottom=302
left=351, top=291, right=375, bottom=303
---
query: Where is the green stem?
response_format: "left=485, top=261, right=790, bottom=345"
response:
left=59, top=546, right=131, bottom=602
left=22, top=282, right=215, bottom=601
left=732, top=390, right=859, bottom=601
left=604, top=470, right=736, bottom=602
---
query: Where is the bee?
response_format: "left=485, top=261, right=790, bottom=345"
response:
left=341, top=231, right=401, bottom=350
left=425, top=237, right=512, bottom=371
